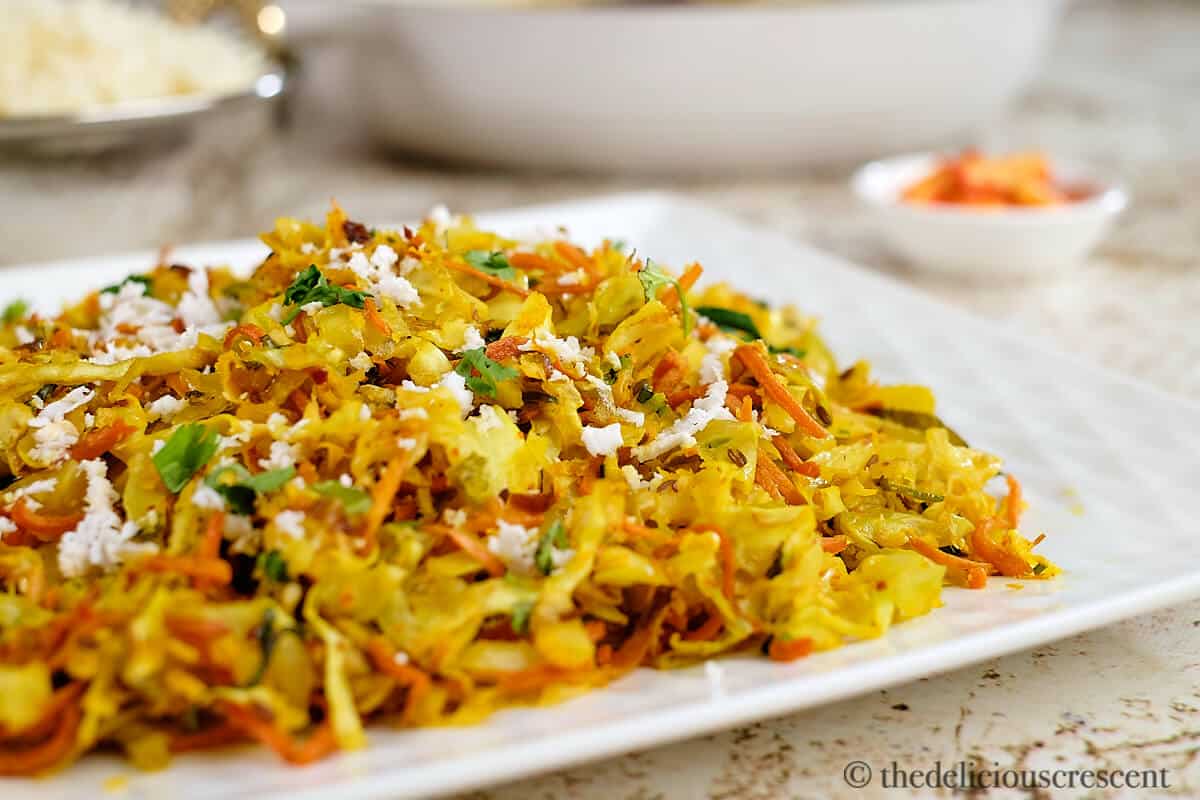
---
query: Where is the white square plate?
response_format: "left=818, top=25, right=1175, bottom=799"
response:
left=9, top=194, right=1200, bottom=799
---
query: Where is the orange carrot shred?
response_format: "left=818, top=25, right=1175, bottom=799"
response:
left=70, top=420, right=135, bottom=461
left=734, top=345, right=830, bottom=439
left=768, top=637, right=813, bottom=662
left=1005, top=473, right=1024, bottom=530
left=363, top=298, right=391, bottom=336
left=908, top=537, right=991, bottom=589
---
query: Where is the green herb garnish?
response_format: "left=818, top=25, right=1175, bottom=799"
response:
left=2, top=300, right=28, bottom=325
left=259, top=549, right=289, bottom=582
left=634, top=381, right=655, bottom=404
left=695, top=305, right=762, bottom=340
left=463, top=250, right=517, bottom=281
left=1032, top=563, right=1047, bottom=576
left=455, top=347, right=518, bottom=399
left=638, top=259, right=691, bottom=335
left=769, top=345, right=807, bottom=359
left=510, top=600, right=534, bottom=635
left=878, top=477, right=945, bottom=504
left=313, top=480, right=372, bottom=514
left=153, top=424, right=220, bottom=493
left=203, top=463, right=296, bottom=515
left=282, top=265, right=370, bottom=324
left=101, top=275, right=152, bottom=295
left=534, top=519, right=569, bottom=575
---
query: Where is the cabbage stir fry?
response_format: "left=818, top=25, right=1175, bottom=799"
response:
left=0, top=206, right=1056, bottom=773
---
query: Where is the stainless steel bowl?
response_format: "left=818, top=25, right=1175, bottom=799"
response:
left=0, top=67, right=286, bottom=158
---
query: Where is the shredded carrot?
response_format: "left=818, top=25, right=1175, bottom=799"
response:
left=496, top=665, right=576, bottom=694
left=768, top=637, right=813, bottom=662
left=969, top=517, right=1030, bottom=578
left=726, top=382, right=758, bottom=398
left=821, top=535, right=850, bottom=555
left=193, top=512, right=226, bottom=592
left=446, top=258, right=530, bottom=297
left=363, top=299, right=391, bottom=336
left=217, top=702, right=336, bottom=765
left=908, top=537, right=990, bottom=589
left=169, top=720, right=246, bottom=754
left=485, top=335, right=527, bottom=362
left=754, top=447, right=805, bottom=505
left=584, top=620, right=608, bottom=642
left=427, top=524, right=506, bottom=578
left=553, top=241, right=591, bottom=270
left=692, top=524, right=737, bottom=607
left=670, top=385, right=708, bottom=407
left=508, top=252, right=559, bottom=273
left=360, top=454, right=409, bottom=556
left=737, top=395, right=754, bottom=423
left=660, top=263, right=703, bottom=310
left=69, top=419, right=135, bottom=460
left=1005, top=473, right=1024, bottom=530
left=164, top=613, right=230, bottom=644
left=134, top=555, right=232, bottom=585
left=734, top=345, right=830, bottom=439
left=165, top=373, right=189, bottom=397
left=683, top=612, right=723, bottom=642
left=0, top=702, right=81, bottom=775
left=771, top=436, right=816, bottom=477
left=10, top=498, right=83, bottom=542
left=366, top=638, right=432, bottom=723
left=223, top=323, right=265, bottom=351
left=611, top=604, right=670, bottom=670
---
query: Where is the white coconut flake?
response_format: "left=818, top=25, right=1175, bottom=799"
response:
left=3, top=478, right=58, bottom=511
left=274, top=510, right=306, bottom=539
left=349, top=351, right=373, bottom=372
left=581, top=423, right=623, bottom=456
left=437, top=371, right=474, bottom=417
left=258, top=440, right=299, bottom=471
left=396, top=437, right=417, bottom=449
left=633, top=380, right=734, bottom=462
left=57, top=459, right=156, bottom=578
left=29, top=418, right=79, bottom=464
left=459, top=326, right=486, bottom=353
left=0, top=517, right=16, bottom=540
left=520, top=331, right=593, bottom=372
left=442, top=508, right=468, bottom=528
left=15, top=326, right=34, bottom=345
left=146, top=394, right=184, bottom=420
left=30, top=386, right=93, bottom=428
left=226, top=514, right=259, bottom=554
left=487, top=520, right=539, bottom=575
left=191, top=483, right=227, bottom=511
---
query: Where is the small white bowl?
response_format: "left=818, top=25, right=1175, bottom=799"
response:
left=851, top=153, right=1128, bottom=278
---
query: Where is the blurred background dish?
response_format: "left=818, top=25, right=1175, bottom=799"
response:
left=0, top=0, right=286, bottom=155
left=283, top=0, right=1068, bottom=174
left=852, top=151, right=1128, bottom=279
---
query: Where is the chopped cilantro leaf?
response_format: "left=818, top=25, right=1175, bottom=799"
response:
left=153, top=424, right=220, bottom=493
left=260, top=549, right=289, bottom=582
left=638, top=259, right=691, bottom=335
left=534, top=519, right=568, bottom=575
left=282, top=265, right=370, bottom=324
left=510, top=600, right=534, bottom=635
left=204, top=463, right=295, bottom=515
left=769, top=345, right=807, bottom=359
left=634, top=381, right=655, bottom=404
left=2, top=300, right=28, bottom=325
left=101, top=274, right=152, bottom=295
left=455, top=347, right=518, bottom=399
left=463, top=250, right=516, bottom=281
left=313, top=480, right=372, bottom=514
left=1032, top=563, right=1047, bottom=576
left=695, top=305, right=762, bottom=340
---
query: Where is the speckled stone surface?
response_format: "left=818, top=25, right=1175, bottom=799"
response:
left=2, top=1, right=1198, bottom=797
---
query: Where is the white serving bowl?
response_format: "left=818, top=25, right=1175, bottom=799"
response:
left=283, top=0, right=1067, bottom=174
left=851, top=152, right=1128, bottom=278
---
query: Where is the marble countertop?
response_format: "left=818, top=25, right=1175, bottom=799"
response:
left=3, top=1, right=1198, bottom=796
